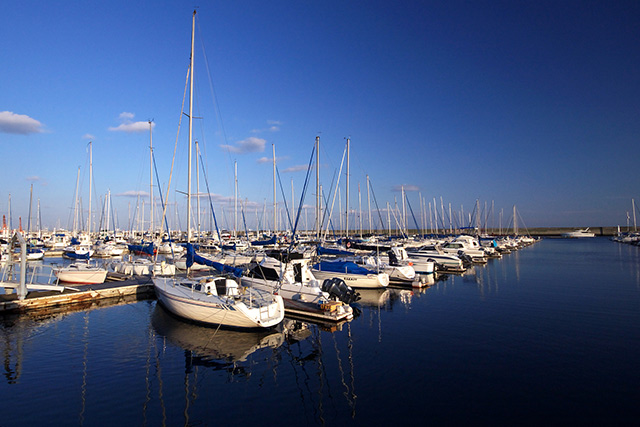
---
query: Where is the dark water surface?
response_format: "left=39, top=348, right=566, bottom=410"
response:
left=2, top=237, right=639, bottom=425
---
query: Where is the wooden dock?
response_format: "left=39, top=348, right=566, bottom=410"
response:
left=0, top=277, right=154, bottom=315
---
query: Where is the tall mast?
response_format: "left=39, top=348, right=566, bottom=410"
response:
left=513, top=205, right=518, bottom=235
left=149, top=120, right=153, bottom=236
left=196, top=140, right=201, bottom=240
left=234, top=161, right=238, bottom=238
left=345, top=138, right=350, bottom=237
left=633, top=199, right=637, bottom=231
left=187, top=9, right=195, bottom=243
left=401, top=186, right=405, bottom=234
left=366, top=175, right=372, bottom=235
left=272, top=144, right=276, bottom=234
left=358, top=182, right=362, bottom=238
left=315, top=136, right=320, bottom=239
left=88, top=141, right=92, bottom=236
left=73, top=166, right=80, bottom=235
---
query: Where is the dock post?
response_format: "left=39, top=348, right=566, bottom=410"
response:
left=9, top=232, right=28, bottom=300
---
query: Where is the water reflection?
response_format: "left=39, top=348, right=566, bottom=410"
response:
left=151, top=304, right=285, bottom=371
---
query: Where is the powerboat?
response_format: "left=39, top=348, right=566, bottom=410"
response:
left=561, top=228, right=595, bottom=238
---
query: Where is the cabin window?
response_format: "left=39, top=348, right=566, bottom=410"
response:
left=249, top=266, right=280, bottom=281
left=293, top=264, right=303, bottom=282
left=215, top=279, right=226, bottom=296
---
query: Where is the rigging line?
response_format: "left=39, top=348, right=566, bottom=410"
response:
left=323, top=143, right=347, bottom=239
left=152, top=151, right=177, bottom=261
left=403, top=192, right=421, bottom=236
left=367, top=178, right=386, bottom=233
left=288, top=143, right=316, bottom=251
left=276, top=166, right=294, bottom=232
left=196, top=17, right=234, bottom=196
left=159, top=65, right=190, bottom=237
left=197, top=151, right=222, bottom=243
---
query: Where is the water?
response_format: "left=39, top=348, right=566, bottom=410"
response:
left=1, top=238, right=639, bottom=425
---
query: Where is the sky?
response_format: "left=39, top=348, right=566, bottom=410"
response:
left=1, top=0, right=640, bottom=233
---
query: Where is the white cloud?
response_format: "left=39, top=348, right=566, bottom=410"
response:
left=26, top=176, right=41, bottom=182
left=220, top=137, right=266, bottom=154
left=251, top=120, right=281, bottom=133
left=0, top=111, right=45, bottom=134
left=282, top=165, right=309, bottom=173
left=257, top=155, right=288, bottom=164
left=115, top=190, right=149, bottom=197
left=83, top=133, right=95, bottom=140
left=108, top=112, right=154, bottom=133
left=392, top=184, right=421, bottom=192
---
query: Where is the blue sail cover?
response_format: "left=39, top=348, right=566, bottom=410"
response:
left=63, top=250, right=90, bottom=260
left=128, top=242, right=155, bottom=256
left=317, top=246, right=354, bottom=256
left=185, top=243, right=244, bottom=278
left=312, top=260, right=375, bottom=275
left=251, top=235, right=277, bottom=246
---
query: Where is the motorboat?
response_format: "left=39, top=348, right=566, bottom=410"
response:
left=241, top=255, right=356, bottom=322
left=52, top=262, right=107, bottom=284
left=561, top=228, right=595, bottom=238
left=312, top=259, right=389, bottom=289
left=108, top=257, right=175, bottom=277
left=405, top=245, right=466, bottom=272
left=440, top=235, right=488, bottom=263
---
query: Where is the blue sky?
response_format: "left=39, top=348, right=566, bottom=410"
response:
left=1, top=0, right=639, bottom=232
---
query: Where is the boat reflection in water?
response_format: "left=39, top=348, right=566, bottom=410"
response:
left=151, top=304, right=285, bottom=372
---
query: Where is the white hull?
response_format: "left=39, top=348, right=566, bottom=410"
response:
left=53, top=264, right=107, bottom=284
left=154, top=276, right=284, bottom=329
left=311, top=269, right=389, bottom=289
left=562, top=229, right=595, bottom=238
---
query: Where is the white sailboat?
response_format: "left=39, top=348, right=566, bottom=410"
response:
left=152, top=10, right=284, bottom=329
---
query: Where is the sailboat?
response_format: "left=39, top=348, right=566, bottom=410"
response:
left=55, top=141, right=107, bottom=284
left=152, top=10, right=285, bottom=329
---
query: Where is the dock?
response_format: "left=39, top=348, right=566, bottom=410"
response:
left=0, top=277, right=154, bottom=315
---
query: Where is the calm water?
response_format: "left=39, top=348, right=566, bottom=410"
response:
left=1, top=237, right=639, bottom=425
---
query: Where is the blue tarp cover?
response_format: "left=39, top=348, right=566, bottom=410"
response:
left=317, top=246, right=354, bottom=256
left=185, top=243, right=243, bottom=278
left=251, top=235, right=277, bottom=246
left=312, top=260, right=374, bottom=275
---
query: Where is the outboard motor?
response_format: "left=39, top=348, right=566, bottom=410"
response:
left=321, top=277, right=361, bottom=304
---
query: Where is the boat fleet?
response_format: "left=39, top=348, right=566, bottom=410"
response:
left=1, top=10, right=539, bottom=333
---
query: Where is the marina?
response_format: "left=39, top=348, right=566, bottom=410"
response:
left=2, top=3, right=640, bottom=425
left=1, top=237, right=639, bottom=424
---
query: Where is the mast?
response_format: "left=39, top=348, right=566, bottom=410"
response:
left=149, top=120, right=153, bottom=236
left=234, top=161, right=238, bottom=238
left=272, top=144, right=276, bottom=234
left=196, top=140, right=201, bottom=240
left=315, top=136, right=320, bottom=240
left=513, top=205, right=518, bottom=235
left=187, top=9, right=196, bottom=243
left=358, top=182, right=362, bottom=238
left=366, top=175, right=372, bottom=235
left=345, top=137, right=350, bottom=238
left=401, top=186, right=405, bottom=234
left=73, top=167, right=80, bottom=235
left=633, top=199, right=637, bottom=231
left=88, top=141, right=93, bottom=236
